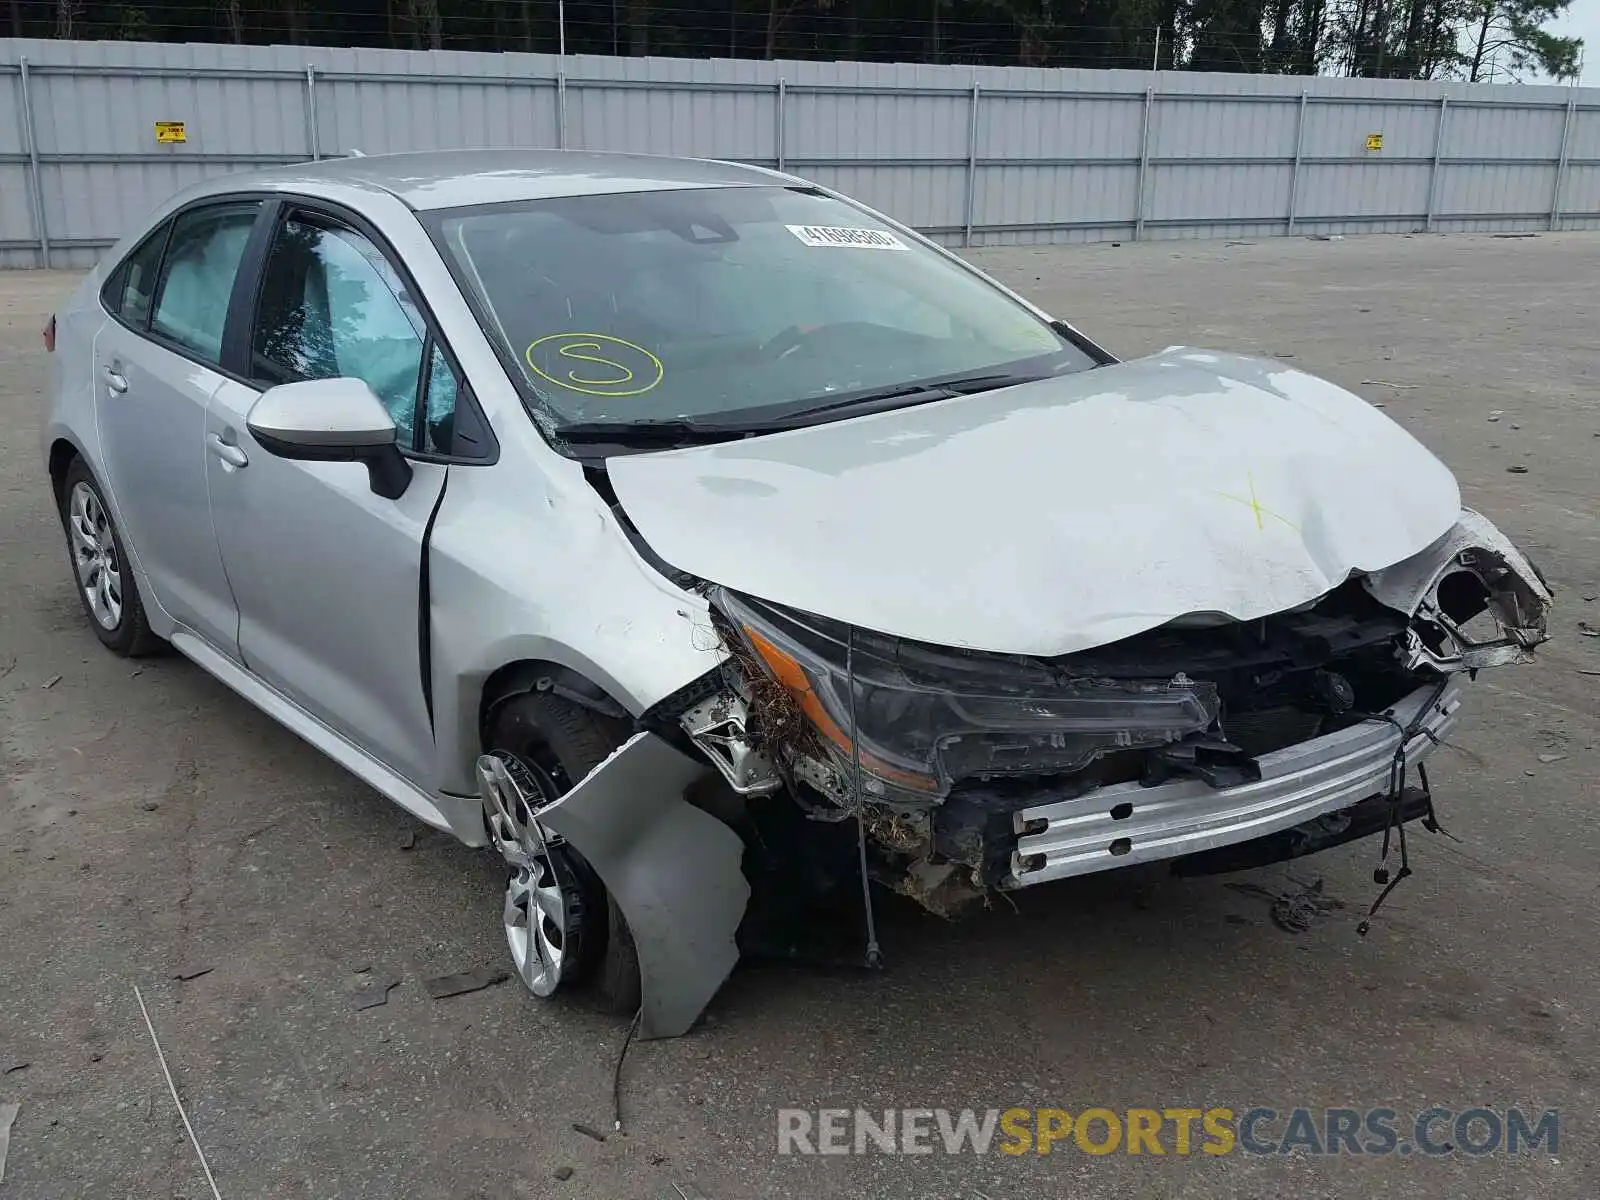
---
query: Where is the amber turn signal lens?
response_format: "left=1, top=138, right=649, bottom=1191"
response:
left=740, top=623, right=941, bottom=794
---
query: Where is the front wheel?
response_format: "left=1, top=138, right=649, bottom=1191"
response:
left=483, top=692, right=641, bottom=1015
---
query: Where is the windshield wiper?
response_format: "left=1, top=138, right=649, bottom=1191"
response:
left=765, top=370, right=1053, bottom=425
left=552, top=371, right=1054, bottom=450
left=552, top=417, right=749, bottom=446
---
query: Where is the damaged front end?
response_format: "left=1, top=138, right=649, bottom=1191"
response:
left=677, top=508, right=1550, bottom=917
left=484, top=508, right=1549, bottom=1036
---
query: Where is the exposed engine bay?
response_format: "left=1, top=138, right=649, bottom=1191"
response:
left=661, top=508, right=1550, bottom=918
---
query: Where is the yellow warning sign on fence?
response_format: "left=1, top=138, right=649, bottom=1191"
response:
left=1365, top=132, right=1384, bottom=151
left=154, top=121, right=187, bottom=144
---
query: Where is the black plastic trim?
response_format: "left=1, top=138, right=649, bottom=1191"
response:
left=418, top=470, right=449, bottom=730
left=250, top=429, right=414, bottom=500
left=221, top=197, right=284, bottom=377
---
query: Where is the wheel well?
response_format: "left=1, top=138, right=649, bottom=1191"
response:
left=477, top=660, right=630, bottom=750
left=48, top=439, right=79, bottom=506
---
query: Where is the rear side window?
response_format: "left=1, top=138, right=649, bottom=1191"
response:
left=102, top=226, right=169, bottom=328
left=149, top=202, right=261, bottom=365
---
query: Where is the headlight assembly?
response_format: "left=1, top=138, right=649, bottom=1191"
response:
left=714, top=589, right=1221, bottom=806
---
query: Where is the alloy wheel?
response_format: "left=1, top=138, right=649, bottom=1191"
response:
left=68, top=481, right=122, bottom=631
left=477, top=753, right=588, bottom=997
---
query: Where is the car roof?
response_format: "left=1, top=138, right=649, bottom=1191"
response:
left=182, top=149, right=795, bottom=211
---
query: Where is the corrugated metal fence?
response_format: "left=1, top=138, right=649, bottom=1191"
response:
left=3, top=37, right=1598, bottom=268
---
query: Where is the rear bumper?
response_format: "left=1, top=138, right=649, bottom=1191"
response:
left=1009, top=681, right=1462, bottom=887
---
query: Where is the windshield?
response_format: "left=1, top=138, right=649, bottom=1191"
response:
left=426, top=186, right=1093, bottom=432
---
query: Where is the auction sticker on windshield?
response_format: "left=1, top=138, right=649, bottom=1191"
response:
left=786, top=225, right=907, bottom=250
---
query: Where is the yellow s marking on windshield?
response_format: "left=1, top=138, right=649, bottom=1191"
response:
left=525, top=333, right=664, bottom=398
left=559, top=342, right=634, bottom=386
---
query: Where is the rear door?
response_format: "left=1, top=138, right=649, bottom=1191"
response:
left=205, top=203, right=467, bottom=786
left=94, top=200, right=262, bottom=657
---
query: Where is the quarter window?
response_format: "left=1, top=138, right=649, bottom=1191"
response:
left=103, top=225, right=169, bottom=328
left=149, top=202, right=260, bottom=364
left=420, top=341, right=460, bottom=455
left=251, top=216, right=443, bottom=449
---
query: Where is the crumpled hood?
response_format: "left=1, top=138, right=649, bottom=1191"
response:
left=608, top=349, right=1462, bottom=656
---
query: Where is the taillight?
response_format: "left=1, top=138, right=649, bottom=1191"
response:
left=42, top=315, right=56, bottom=353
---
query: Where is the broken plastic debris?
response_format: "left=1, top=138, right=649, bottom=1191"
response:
left=352, top=979, right=401, bottom=1011
left=0, top=1101, right=18, bottom=1184
left=41, top=675, right=61, bottom=689
left=424, top=966, right=509, bottom=999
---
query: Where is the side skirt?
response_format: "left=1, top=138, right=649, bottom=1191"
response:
left=169, top=628, right=485, bottom=845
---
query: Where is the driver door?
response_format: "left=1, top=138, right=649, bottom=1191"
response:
left=205, top=205, right=462, bottom=786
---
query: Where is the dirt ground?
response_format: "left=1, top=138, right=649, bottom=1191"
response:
left=1, top=231, right=1598, bottom=1199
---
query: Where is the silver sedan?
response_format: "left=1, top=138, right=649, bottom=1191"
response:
left=43, top=149, right=1551, bottom=1037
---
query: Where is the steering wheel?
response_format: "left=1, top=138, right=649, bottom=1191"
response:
left=762, top=324, right=836, bottom=361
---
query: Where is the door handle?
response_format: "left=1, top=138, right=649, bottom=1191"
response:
left=207, top=433, right=249, bottom=469
left=102, top=365, right=129, bottom=394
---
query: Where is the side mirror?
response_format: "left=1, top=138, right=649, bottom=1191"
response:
left=246, top=378, right=413, bottom=500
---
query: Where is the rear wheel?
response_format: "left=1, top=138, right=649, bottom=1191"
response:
left=59, top=459, right=163, bottom=657
left=484, top=692, right=641, bottom=1015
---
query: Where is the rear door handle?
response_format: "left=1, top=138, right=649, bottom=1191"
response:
left=207, top=433, right=248, bottom=469
left=102, top=366, right=129, bottom=394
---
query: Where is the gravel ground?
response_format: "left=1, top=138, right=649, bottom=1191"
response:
left=1, top=231, right=1597, bottom=1199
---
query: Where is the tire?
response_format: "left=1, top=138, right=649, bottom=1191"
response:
left=58, top=459, right=164, bottom=657
left=485, top=690, right=642, bottom=1016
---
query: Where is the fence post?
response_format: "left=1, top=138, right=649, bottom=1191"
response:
left=1133, top=86, right=1154, bottom=241
left=1286, top=90, right=1307, bottom=234
left=303, top=66, right=321, bottom=160
left=18, top=56, right=51, bottom=269
left=1424, top=96, right=1448, bottom=231
left=556, top=65, right=568, bottom=149
left=775, top=77, right=786, bottom=171
left=963, top=83, right=981, bottom=247
left=1550, top=91, right=1576, bottom=230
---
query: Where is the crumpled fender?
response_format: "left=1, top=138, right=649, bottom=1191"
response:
left=535, top=733, right=749, bottom=1039
left=1363, top=508, right=1552, bottom=671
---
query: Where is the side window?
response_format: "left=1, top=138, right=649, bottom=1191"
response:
left=149, top=202, right=260, bottom=364
left=102, top=225, right=169, bottom=328
left=251, top=216, right=428, bottom=448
